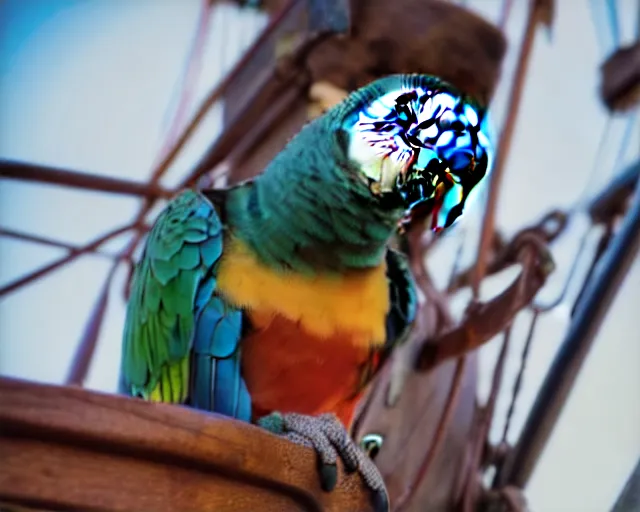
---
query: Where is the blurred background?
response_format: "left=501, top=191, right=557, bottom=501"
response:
left=0, top=1, right=638, bottom=511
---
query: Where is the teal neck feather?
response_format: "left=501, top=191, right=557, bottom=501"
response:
left=224, top=107, right=405, bottom=275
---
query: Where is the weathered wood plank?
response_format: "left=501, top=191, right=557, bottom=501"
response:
left=0, top=377, right=375, bottom=512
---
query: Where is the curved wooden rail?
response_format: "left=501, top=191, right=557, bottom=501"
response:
left=0, top=377, right=375, bottom=512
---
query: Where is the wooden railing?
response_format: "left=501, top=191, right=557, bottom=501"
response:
left=0, top=377, right=374, bottom=512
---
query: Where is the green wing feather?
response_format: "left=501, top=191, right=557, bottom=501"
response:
left=121, top=189, right=223, bottom=402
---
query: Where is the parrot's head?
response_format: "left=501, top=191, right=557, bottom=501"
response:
left=340, top=74, right=493, bottom=232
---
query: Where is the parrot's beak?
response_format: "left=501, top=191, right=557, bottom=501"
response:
left=343, top=78, right=491, bottom=227
left=400, top=159, right=469, bottom=232
left=348, top=131, right=413, bottom=195
left=396, top=155, right=415, bottom=185
left=397, top=148, right=442, bottom=202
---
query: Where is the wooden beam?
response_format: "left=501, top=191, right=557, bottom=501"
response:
left=0, top=377, right=375, bottom=512
left=0, top=159, right=171, bottom=199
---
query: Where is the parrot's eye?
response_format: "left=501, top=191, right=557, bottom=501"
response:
left=360, top=433, right=384, bottom=460
left=345, top=78, right=493, bottom=232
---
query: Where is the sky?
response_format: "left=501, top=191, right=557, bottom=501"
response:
left=0, top=1, right=639, bottom=510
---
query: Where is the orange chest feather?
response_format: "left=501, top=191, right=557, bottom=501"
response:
left=216, top=237, right=390, bottom=425
left=239, top=312, right=380, bottom=425
left=216, top=237, right=390, bottom=346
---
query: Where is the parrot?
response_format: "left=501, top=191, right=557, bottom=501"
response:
left=120, top=74, right=492, bottom=511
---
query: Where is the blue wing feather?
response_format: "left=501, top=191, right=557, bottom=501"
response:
left=213, top=352, right=242, bottom=417
left=121, top=189, right=252, bottom=421
left=191, top=294, right=251, bottom=421
left=191, top=355, right=214, bottom=410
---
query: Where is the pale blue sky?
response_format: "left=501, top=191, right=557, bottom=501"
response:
left=0, top=1, right=638, bottom=510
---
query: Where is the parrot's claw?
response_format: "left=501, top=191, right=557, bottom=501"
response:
left=258, top=412, right=389, bottom=512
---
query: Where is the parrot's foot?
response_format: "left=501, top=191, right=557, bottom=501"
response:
left=258, top=412, right=389, bottom=512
